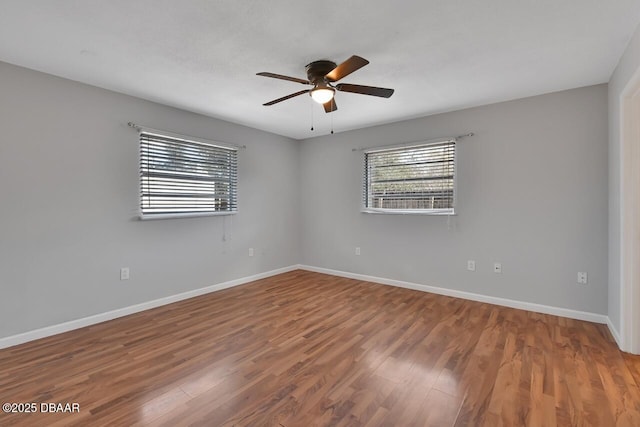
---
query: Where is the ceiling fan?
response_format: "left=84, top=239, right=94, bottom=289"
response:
left=257, top=55, right=394, bottom=113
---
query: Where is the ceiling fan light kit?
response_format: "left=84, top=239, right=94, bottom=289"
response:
left=310, top=86, right=335, bottom=104
left=257, top=55, right=394, bottom=114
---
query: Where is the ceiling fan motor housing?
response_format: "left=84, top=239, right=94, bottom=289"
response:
left=305, top=60, right=337, bottom=85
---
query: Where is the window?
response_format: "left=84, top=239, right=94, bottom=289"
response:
left=139, top=131, right=238, bottom=219
left=363, top=139, right=456, bottom=214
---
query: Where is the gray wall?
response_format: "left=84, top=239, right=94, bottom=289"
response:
left=299, top=85, right=609, bottom=314
left=0, top=61, right=301, bottom=338
left=0, top=58, right=612, bottom=341
left=608, top=24, right=640, bottom=335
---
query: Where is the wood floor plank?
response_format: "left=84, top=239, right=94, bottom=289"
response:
left=414, top=388, right=462, bottom=427
left=1, top=270, right=640, bottom=426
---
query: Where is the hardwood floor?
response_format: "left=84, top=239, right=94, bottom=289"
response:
left=1, top=270, right=640, bottom=426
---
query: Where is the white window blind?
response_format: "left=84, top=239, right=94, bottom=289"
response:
left=363, top=140, right=456, bottom=214
left=139, top=131, right=238, bottom=219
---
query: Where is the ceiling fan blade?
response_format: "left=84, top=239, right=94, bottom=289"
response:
left=335, top=83, right=394, bottom=98
left=263, top=90, right=309, bottom=106
left=256, top=72, right=310, bottom=85
left=325, top=55, right=369, bottom=82
left=323, top=99, right=338, bottom=113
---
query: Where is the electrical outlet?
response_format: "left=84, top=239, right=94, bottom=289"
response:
left=355, top=247, right=361, bottom=256
left=494, top=263, right=502, bottom=274
left=249, top=248, right=254, bottom=257
left=467, top=260, right=476, bottom=271
left=577, top=272, right=588, bottom=284
left=120, top=267, right=130, bottom=281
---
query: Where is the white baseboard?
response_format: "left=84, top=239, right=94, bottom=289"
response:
left=1, top=264, right=615, bottom=351
left=606, top=317, right=623, bottom=348
left=298, top=265, right=609, bottom=324
left=0, top=265, right=299, bottom=350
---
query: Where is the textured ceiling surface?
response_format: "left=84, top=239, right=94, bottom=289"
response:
left=1, top=1, right=639, bottom=139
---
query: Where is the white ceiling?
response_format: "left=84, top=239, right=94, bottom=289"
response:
left=1, top=1, right=639, bottom=140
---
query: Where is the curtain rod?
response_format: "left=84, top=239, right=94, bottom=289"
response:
left=351, top=132, right=474, bottom=152
left=128, top=122, right=247, bottom=149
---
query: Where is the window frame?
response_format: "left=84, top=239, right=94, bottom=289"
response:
left=138, top=129, right=238, bottom=220
left=362, top=138, right=457, bottom=215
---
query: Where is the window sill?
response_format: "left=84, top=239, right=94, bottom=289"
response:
left=361, top=208, right=455, bottom=216
left=139, top=211, right=237, bottom=220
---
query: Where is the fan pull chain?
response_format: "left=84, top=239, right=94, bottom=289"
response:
left=310, top=99, right=314, bottom=131
left=330, top=99, right=334, bottom=134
